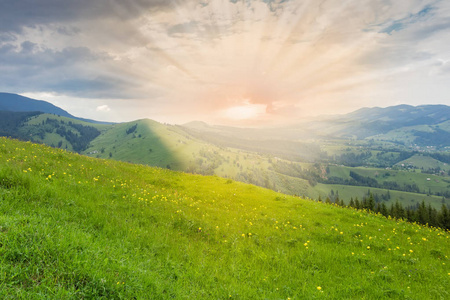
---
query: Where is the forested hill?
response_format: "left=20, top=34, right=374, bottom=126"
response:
left=0, top=111, right=104, bottom=153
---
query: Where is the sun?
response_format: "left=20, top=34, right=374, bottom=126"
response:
left=222, top=101, right=266, bottom=121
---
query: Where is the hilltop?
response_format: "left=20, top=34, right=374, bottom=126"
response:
left=0, top=137, right=449, bottom=298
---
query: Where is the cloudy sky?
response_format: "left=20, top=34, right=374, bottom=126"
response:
left=1, top=0, right=450, bottom=126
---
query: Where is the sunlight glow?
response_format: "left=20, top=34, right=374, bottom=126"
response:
left=6, top=1, right=449, bottom=125
left=222, top=101, right=266, bottom=120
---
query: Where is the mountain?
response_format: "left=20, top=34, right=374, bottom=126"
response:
left=330, top=104, right=450, bottom=139
left=183, top=104, right=450, bottom=146
left=0, top=93, right=73, bottom=117
left=347, top=104, right=450, bottom=125
left=0, top=92, right=110, bottom=124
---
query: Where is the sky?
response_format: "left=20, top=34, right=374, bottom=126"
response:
left=1, top=0, right=450, bottom=126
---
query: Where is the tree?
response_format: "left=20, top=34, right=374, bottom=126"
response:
left=428, top=204, right=438, bottom=227
left=380, top=203, right=388, bottom=217
left=349, top=197, right=355, bottom=208
left=438, top=204, right=450, bottom=230
left=354, top=198, right=361, bottom=209
left=394, top=201, right=405, bottom=219
left=367, top=193, right=375, bottom=211
left=417, top=201, right=429, bottom=225
left=375, top=203, right=381, bottom=213
left=334, top=195, right=340, bottom=205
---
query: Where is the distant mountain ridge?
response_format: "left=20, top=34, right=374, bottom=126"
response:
left=1, top=92, right=449, bottom=146
left=347, top=104, right=450, bottom=124
left=0, top=92, right=110, bottom=124
left=338, top=104, right=450, bottom=138
left=183, top=104, right=450, bottom=145
left=0, top=93, right=73, bottom=117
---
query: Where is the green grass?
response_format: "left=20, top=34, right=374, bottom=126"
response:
left=0, top=137, right=449, bottom=299
left=25, top=113, right=110, bottom=131
left=397, top=154, right=450, bottom=172
left=19, top=113, right=111, bottom=152
left=328, top=165, right=449, bottom=196
left=369, top=124, right=435, bottom=145
left=82, top=120, right=183, bottom=169
left=83, top=120, right=313, bottom=196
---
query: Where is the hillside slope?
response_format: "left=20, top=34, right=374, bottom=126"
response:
left=0, top=137, right=448, bottom=299
left=0, top=112, right=110, bottom=152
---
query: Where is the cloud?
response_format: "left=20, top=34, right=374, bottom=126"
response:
left=0, top=0, right=183, bottom=33
left=0, top=42, right=139, bottom=98
left=20, top=41, right=38, bottom=53
left=167, top=21, right=200, bottom=37
left=379, top=5, right=434, bottom=34
left=1, top=0, right=450, bottom=125
left=96, top=104, right=111, bottom=112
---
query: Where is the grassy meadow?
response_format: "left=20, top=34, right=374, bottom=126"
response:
left=0, top=137, right=449, bottom=299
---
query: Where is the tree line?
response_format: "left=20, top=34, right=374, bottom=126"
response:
left=318, top=193, right=450, bottom=230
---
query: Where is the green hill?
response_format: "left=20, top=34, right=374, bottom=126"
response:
left=0, top=112, right=109, bottom=152
left=1, top=137, right=449, bottom=299
left=1, top=112, right=449, bottom=212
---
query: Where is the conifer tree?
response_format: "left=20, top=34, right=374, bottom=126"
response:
left=354, top=198, right=361, bottom=209
left=367, top=193, right=375, bottom=211
left=380, top=203, right=388, bottom=217
left=395, top=201, right=405, bottom=219
left=439, top=204, right=450, bottom=230
left=334, top=195, right=340, bottom=205
left=349, top=197, right=355, bottom=208
left=417, top=201, right=429, bottom=225
left=375, top=203, right=381, bottom=213
left=362, top=198, right=368, bottom=209
left=428, top=204, right=438, bottom=227
left=389, top=203, right=395, bottom=218
left=405, top=208, right=415, bottom=222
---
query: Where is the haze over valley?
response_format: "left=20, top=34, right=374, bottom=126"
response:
left=1, top=92, right=449, bottom=217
